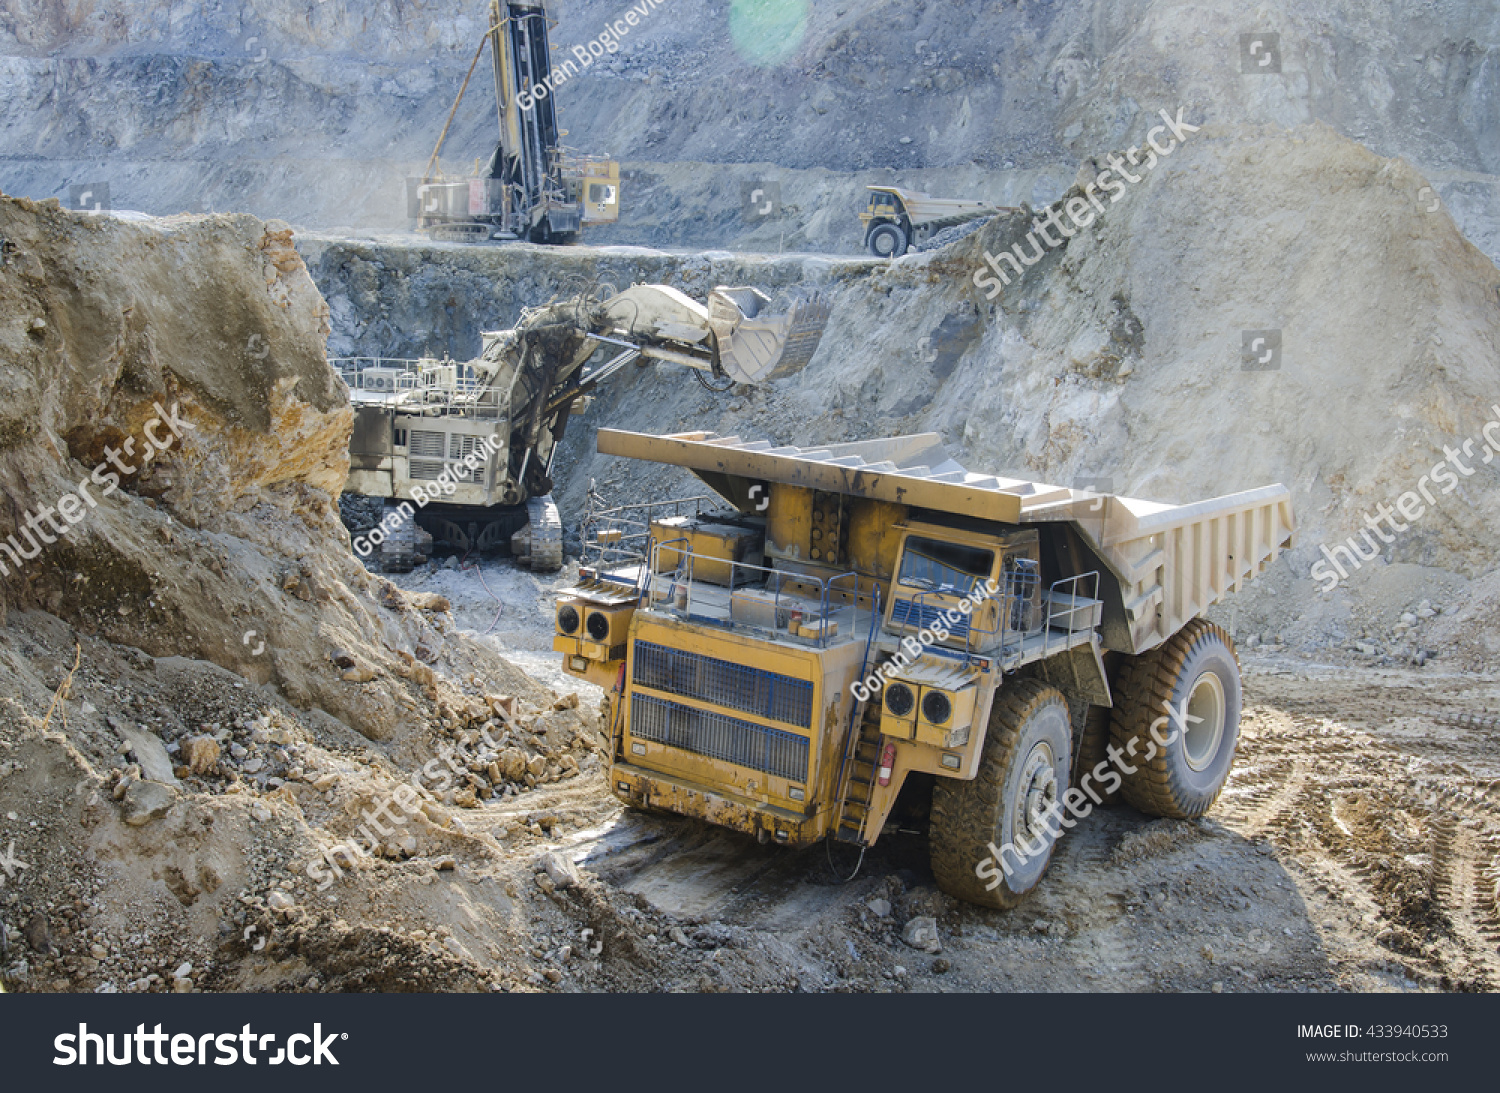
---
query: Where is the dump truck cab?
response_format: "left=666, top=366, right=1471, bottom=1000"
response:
left=860, top=186, right=914, bottom=258
left=557, top=430, right=1294, bottom=908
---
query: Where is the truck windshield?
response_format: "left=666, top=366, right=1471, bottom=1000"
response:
left=897, top=537, right=994, bottom=595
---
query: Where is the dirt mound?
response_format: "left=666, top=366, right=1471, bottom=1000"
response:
left=0, top=196, right=605, bottom=994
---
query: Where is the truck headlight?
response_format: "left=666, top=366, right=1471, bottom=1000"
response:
left=557, top=604, right=581, bottom=635
left=885, top=682, right=915, bottom=717
left=586, top=611, right=612, bottom=641
left=922, top=690, right=953, bottom=726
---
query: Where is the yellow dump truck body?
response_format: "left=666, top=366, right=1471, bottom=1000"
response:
left=557, top=430, right=1294, bottom=850
left=858, top=185, right=1000, bottom=229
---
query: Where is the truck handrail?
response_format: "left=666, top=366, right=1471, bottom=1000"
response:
left=643, top=542, right=874, bottom=650
left=581, top=495, right=720, bottom=570
left=897, top=576, right=1017, bottom=661
left=644, top=535, right=692, bottom=599
left=894, top=570, right=1101, bottom=671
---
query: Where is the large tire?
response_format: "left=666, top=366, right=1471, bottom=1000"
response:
left=930, top=680, right=1072, bottom=909
left=1070, top=651, right=1122, bottom=806
left=867, top=221, right=909, bottom=258
left=1071, top=705, right=1119, bottom=804
left=1110, top=619, right=1242, bottom=819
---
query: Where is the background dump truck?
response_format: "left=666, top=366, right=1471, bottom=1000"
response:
left=859, top=185, right=1018, bottom=258
left=556, top=431, right=1295, bottom=908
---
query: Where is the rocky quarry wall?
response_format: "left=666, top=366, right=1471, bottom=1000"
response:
left=0, top=195, right=605, bottom=993
left=0, top=0, right=1496, bottom=260
left=304, top=120, right=1500, bottom=665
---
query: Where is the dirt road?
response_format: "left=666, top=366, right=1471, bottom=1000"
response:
left=390, top=558, right=1500, bottom=993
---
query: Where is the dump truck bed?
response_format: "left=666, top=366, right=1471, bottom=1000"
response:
left=596, top=430, right=1295, bottom=656
left=865, top=186, right=998, bottom=225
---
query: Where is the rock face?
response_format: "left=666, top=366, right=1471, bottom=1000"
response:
left=0, top=197, right=363, bottom=733
left=0, top=1, right=1495, bottom=259
left=0, top=195, right=557, bottom=742
left=0, top=194, right=603, bottom=999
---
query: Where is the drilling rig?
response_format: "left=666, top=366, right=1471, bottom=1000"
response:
left=411, top=1, right=620, bottom=244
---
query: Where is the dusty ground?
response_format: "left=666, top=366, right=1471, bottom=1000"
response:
left=2, top=547, right=1496, bottom=995
left=314, top=554, right=1500, bottom=995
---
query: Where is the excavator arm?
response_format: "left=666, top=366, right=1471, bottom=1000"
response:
left=596, top=284, right=831, bottom=384
left=489, top=283, right=831, bottom=489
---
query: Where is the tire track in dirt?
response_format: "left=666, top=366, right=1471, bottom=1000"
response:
left=1214, top=708, right=1309, bottom=838
left=1430, top=818, right=1496, bottom=985
left=1220, top=700, right=1500, bottom=989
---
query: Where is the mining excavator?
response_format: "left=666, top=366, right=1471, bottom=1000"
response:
left=337, top=285, right=830, bottom=572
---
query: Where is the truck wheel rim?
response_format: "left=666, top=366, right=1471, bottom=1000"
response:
left=1015, top=743, right=1059, bottom=846
left=1183, top=671, right=1226, bottom=772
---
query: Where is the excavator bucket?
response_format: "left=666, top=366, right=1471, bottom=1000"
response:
left=600, top=283, right=832, bottom=386
left=709, top=288, right=831, bottom=384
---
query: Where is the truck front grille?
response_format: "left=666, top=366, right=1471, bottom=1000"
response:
left=632, top=641, right=813, bottom=729
left=629, top=694, right=809, bottom=783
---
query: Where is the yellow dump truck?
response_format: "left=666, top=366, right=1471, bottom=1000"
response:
left=859, top=185, right=1018, bottom=258
left=555, top=431, right=1294, bottom=907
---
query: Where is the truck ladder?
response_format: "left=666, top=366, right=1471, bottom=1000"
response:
left=833, top=709, right=884, bottom=845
